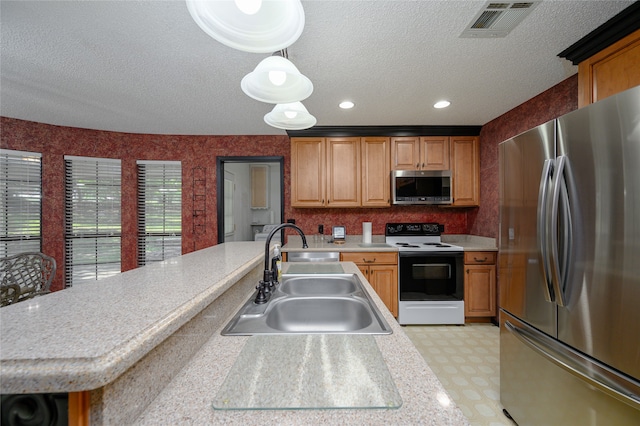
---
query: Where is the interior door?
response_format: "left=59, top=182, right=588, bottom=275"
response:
left=223, top=170, right=235, bottom=241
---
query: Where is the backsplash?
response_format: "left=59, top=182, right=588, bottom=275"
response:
left=288, top=206, right=469, bottom=238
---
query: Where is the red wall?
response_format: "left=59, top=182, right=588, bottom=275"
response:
left=0, top=123, right=292, bottom=290
left=0, top=75, right=578, bottom=290
left=470, top=74, right=579, bottom=239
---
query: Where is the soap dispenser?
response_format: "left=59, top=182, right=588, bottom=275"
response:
left=271, top=243, right=282, bottom=283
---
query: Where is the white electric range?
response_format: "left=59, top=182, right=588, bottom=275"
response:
left=386, top=223, right=465, bottom=325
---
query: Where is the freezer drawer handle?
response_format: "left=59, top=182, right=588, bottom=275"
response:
left=505, top=320, right=640, bottom=410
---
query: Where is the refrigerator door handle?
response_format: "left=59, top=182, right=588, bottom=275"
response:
left=537, top=158, right=554, bottom=302
left=505, top=320, right=640, bottom=410
left=549, top=155, right=568, bottom=306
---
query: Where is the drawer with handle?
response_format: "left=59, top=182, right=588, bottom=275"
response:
left=464, top=251, right=496, bottom=265
left=341, top=252, right=398, bottom=265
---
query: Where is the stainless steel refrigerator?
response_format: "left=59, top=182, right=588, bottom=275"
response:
left=499, top=85, right=640, bottom=425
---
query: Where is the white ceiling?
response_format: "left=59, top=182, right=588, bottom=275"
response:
left=0, top=1, right=634, bottom=136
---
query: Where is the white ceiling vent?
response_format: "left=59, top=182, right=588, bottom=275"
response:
left=460, top=2, right=540, bottom=38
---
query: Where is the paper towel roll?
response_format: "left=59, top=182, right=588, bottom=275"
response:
left=362, top=222, right=372, bottom=243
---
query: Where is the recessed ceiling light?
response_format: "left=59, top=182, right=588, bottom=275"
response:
left=339, top=101, right=354, bottom=109
left=434, top=100, right=451, bottom=109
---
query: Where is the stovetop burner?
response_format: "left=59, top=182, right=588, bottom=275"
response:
left=385, top=222, right=463, bottom=252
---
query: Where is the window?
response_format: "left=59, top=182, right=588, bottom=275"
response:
left=0, top=149, right=42, bottom=257
left=64, top=156, right=121, bottom=286
left=137, top=161, right=182, bottom=265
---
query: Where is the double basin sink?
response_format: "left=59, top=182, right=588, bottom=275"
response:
left=221, top=273, right=392, bottom=335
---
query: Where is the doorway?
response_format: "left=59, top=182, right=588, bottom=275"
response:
left=216, top=156, right=284, bottom=244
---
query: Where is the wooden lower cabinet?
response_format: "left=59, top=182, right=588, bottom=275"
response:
left=341, top=252, right=398, bottom=317
left=464, top=251, right=496, bottom=320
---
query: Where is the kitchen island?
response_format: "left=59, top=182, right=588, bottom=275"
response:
left=1, top=242, right=468, bottom=425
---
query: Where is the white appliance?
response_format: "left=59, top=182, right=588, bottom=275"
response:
left=386, top=223, right=464, bottom=325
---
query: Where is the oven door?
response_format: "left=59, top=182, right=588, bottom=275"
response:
left=398, top=251, right=463, bottom=301
left=397, top=251, right=464, bottom=325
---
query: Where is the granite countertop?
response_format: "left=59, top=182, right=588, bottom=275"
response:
left=441, top=234, right=498, bottom=251
left=283, top=234, right=497, bottom=252
left=0, top=241, right=265, bottom=394
left=134, top=262, right=469, bottom=425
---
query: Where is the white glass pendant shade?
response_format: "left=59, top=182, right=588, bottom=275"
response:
left=264, top=102, right=317, bottom=130
left=186, top=0, right=305, bottom=53
left=234, top=0, right=262, bottom=15
left=241, top=56, right=313, bottom=103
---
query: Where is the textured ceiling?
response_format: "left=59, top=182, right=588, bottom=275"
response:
left=0, top=1, right=634, bottom=135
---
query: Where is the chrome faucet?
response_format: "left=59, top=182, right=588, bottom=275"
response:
left=255, top=223, right=308, bottom=304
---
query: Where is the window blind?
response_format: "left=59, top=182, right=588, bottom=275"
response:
left=64, top=156, right=121, bottom=286
left=0, top=149, right=42, bottom=257
left=137, top=161, right=182, bottom=265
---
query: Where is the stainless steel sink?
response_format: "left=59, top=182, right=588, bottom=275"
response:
left=286, top=251, right=340, bottom=262
left=266, top=298, right=374, bottom=332
left=279, top=275, right=357, bottom=296
left=221, top=273, right=392, bottom=335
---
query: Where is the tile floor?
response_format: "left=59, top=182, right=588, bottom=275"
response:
left=404, top=323, right=515, bottom=426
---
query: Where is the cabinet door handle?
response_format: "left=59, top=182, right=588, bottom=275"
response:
left=474, top=257, right=488, bottom=263
left=363, top=258, right=376, bottom=263
left=422, top=163, right=425, bottom=168
left=416, top=162, right=420, bottom=168
left=466, top=269, right=470, bottom=274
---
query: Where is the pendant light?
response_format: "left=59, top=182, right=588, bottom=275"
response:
left=186, top=0, right=305, bottom=53
left=241, top=54, right=313, bottom=103
left=264, top=102, right=317, bottom=130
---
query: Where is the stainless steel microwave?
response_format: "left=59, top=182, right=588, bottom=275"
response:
left=391, top=170, right=452, bottom=205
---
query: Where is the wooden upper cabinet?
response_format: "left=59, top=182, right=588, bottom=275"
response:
left=420, top=137, right=450, bottom=170
left=578, top=29, right=640, bottom=107
left=390, top=137, right=420, bottom=170
left=450, top=136, right=480, bottom=206
left=326, top=137, right=361, bottom=207
left=391, top=136, right=449, bottom=170
left=290, top=137, right=325, bottom=207
left=291, top=134, right=478, bottom=208
left=291, top=137, right=390, bottom=208
left=361, top=137, right=390, bottom=207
